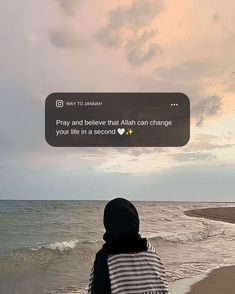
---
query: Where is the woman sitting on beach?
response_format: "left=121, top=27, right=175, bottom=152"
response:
left=88, top=198, right=169, bottom=294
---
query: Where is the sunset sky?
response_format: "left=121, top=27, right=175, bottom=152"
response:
left=0, top=0, right=234, bottom=200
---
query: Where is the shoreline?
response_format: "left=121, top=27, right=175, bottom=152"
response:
left=184, top=207, right=235, bottom=224
left=187, top=266, right=235, bottom=293
left=169, top=274, right=207, bottom=294
left=177, top=207, right=235, bottom=294
left=170, top=266, right=235, bottom=294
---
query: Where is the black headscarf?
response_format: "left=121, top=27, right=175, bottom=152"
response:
left=91, top=198, right=147, bottom=294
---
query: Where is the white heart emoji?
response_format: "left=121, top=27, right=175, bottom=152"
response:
left=117, top=128, right=125, bottom=135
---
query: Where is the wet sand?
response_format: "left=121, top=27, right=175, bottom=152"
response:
left=184, top=207, right=235, bottom=294
left=184, top=207, right=235, bottom=224
left=187, top=266, right=235, bottom=293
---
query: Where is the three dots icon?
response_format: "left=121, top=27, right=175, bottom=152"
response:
left=171, top=103, right=178, bottom=106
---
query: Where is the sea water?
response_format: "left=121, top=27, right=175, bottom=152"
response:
left=0, top=200, right=235, bottom=294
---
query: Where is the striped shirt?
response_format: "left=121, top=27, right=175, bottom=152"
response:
left=88, top=241, right=169, bottom=294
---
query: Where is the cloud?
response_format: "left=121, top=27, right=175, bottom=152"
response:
left=123, top=147, right=167, bottom=157
left=170, top=152, right=216, bottom=162
left=185, top=134, right=234, bottom=152
left=48, top=27, right=85, bottom=49
left=95, top=27, right=122, bottom=48
left=154, top=59, right=224, bottom=81
left=105, top=0, right=163, bottom=31
left=95, top=0, right=163, bottom=66
left=226, top=81, right=235, bottom=92
left=169, top=133, right=234, bottom=163
left=192, top=94, right=223, bottom=126
left=127, top=29, right=157, bottom=49
left=125, top=29, right=160, bottom=67
left=212, top=13, right=221, bottom=23
left=49, top=1, right=84, bottom=49
left=130, top=69, right=223, bottom=124
left=127, top=42, right=160, bottom=67
left=224, top=72, right=235, bottom=92
left=153, top=60, right=227, bottom=125
left=56, top=0, right=80, bottom=15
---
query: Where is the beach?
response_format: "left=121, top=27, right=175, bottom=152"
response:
left=185, top=207, right=235, bottom=224
left=1, top=201, right=235, bottom=294
left=188, top=266, right=235, bottom=293
left=184, top=207, right=235, bottom=294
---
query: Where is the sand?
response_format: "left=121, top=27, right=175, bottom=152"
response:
left=184, top=207, right=235, bottom=294
left=184, top=207, right=235, bottom=224
left=187, top=266, right=235, bottom=293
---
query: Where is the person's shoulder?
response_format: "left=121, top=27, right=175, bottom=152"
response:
left=146, top=240, right=168, bottom=277
left=146, top=240, right=162, bottom=261
left=147, top=240, right=157, bottom=253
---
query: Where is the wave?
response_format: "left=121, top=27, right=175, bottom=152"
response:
left=30, top=239, right=102, bottom=252
left=150, top=228, right=227, bottom=244
left=0, top=239, right=102, bottom=271
left=32, top=240, right=80, bottom=252
left=0, top=225, right=227, bottom=270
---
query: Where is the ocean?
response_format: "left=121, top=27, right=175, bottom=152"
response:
left=0, top=200, right=235, bottom=294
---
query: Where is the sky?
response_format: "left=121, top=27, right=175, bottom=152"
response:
left=0, top=0, right=234, bottom=201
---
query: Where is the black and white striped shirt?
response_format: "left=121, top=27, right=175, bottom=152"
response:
left=88, top=242, right=169, bottom=294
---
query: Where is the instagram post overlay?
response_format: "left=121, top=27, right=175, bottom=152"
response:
left=45, top=93, right=190, bottom=147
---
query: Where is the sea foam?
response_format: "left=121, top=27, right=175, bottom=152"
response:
left=33, top=240, right=79, bottom=252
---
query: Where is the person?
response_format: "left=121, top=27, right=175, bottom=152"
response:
left=88, top=198, right=169, bottom=294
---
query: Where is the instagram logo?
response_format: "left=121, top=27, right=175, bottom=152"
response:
left=56, top=100, right=64, bottom=108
